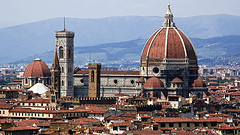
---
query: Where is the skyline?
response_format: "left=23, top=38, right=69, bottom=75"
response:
left=1, top=0, right=240, bottom=29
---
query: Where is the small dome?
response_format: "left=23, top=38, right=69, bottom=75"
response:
left=192, top=77, right=206, bottom=87
left=23, top=59, right=51, bottom=78
left=144, top=77, right=164, bottom=88
left=171, top=77, right=183, bottom=83
left=28, top=83, right=49, bottom=94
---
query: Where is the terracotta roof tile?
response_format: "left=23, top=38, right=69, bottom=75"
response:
left=136, top=77, right=145, bottom=83
left=144, top=77, right=164, bottom=88
left=23, top=59, right=51, bottom=78
left=171, top=77, right=183, bottom=83
left=141, top=28, right=197, bottom=60
left=4, top=126, right=41, bottom=131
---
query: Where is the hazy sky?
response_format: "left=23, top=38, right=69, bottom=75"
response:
left=0, top=0, right=239, bottom=28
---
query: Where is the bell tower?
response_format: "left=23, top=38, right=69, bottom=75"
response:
left=51, top=50, right=61, bottom=99
left=88, top=63, right=101, bottom=97
left=55, top=28, right=74, bottom=97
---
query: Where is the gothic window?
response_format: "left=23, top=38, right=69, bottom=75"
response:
left=68, top=49, right=71, bottom=58
left=59, top=46, right=64, bottom=58
left=25, top=78, right=28, bottom=84
left=61, top=67, right=64, bottom=73
left=68, top=81, right=72, bottom=86
left=68, top=67, right=72, bottom=73
left=62, top=80, right=64, bottom=86
left=91, top=70, right=94, bottom=82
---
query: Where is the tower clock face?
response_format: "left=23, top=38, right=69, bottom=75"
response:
left=153, top=67, right=159, bottom=74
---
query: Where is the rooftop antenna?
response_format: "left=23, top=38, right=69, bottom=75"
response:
left=64, top=17, right=66, bottom=30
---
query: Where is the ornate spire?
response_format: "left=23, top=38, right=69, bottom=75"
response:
left=51, top=49, right=61, bottom=99
left=162, top=4, right=175, bottom=27
left=52, top=49, right=60, bottom=71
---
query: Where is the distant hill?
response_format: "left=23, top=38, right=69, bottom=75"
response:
left=1, top=14, right=240, bottom=64
left=11, top=35, right=240, bottom=67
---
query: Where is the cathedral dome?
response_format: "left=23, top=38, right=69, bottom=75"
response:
left=141, top=4, right=197, bottom=61
left=144, top=77, right=164, bottom=88
left=23, top=58, right=51, bottom=78
left=141, top=27, right=196, bottom=60
left=192, top=77, right=206, bottom=88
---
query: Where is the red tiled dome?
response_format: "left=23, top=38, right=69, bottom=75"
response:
left=171, top=77, right=183, bottom=83
left=144, top=77, right=164, bottom=88
left=141, top=27, right=197, bottom=60
left=192, top=77, right=206, bottom=87
left=23, top=58, right=51, bottom=78
left=136, top=77, right=145, bottom=83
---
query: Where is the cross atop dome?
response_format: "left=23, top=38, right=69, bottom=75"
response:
left=162, top=4, right=175, bottom=27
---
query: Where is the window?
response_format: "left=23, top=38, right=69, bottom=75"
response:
left=114, top=79, right=118, bottom=84
left=91, top=70, right=94, bottom=82
left=187, top=122, right=190, bottom=127
left=68, top=49, right=71, bottom=58
left=179, top=123, right=182, bottom=127
left=68, top=81, right=71, bottom=86
left=25, top=78, right=28, bottom=84
left=131, top=80, right=134, bottom=84
left=195, top=122, right=199, bottom=127
left=211, top=122, right=217, bottom=127
left=51, top=96, right=55, bottom=102
left=59, top=46, right=64, bottom=58
left=113, top=126, right=118, bottom=131
left=62, top=67, right=64, bottom=73
left=153, top=67, right=159, bottom=74
left=68, top=67, right=72, bottom=73
left=153, top=125, right=158, bottom=130
left=203, top=122, right=208, bottom=127
left=119, top=126, right=126, bottom=131
left=80, top=79, right=84, bottom=83
left=142, top=118, right=148, bottom=122
left=161, top=123, right=165, bottom=127
left=62, top=80, right=64, bottom=86
left=169, top=123, right=174, bottom=127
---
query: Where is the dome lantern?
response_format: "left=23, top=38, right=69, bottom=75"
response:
left=162, top=4, right=175, bottom=28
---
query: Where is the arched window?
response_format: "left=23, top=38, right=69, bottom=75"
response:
left=59, top=46, right=64, bottom=58
left=68, top=49, right=71, bottom=58
left=91, top=70, right=94, bottom=82
left=25, top=78, right=28, bottom=84
left=61, top=67, right=64, bottom=73
left=62, top=80, right=64, bottom=86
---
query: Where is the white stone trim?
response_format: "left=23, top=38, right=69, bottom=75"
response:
left=177, top=28, right=197, bottom=59
left=164, top=27, right=169, bottom=59
left=146, top=28, right=163, bottom=59
left=174, top=27, right=187, bottom=58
